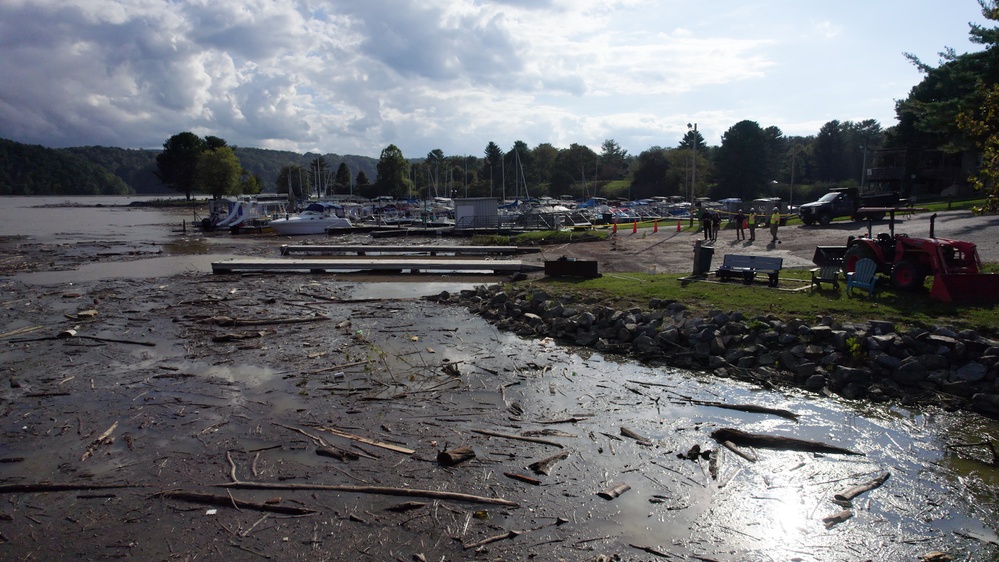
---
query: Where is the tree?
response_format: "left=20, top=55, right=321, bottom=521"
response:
left=334, top=162, right=352, bottom=193
left=599, top=139, right=629, bottom=181
left=551, top=144, right=598, bottom=197
left=155, top=132, right=206, bottom=200
left=505, top=141, right=531, bottom=199
left=276, top=164, right=308, bottom=198
left=529, top=143, right=559, bottom=194
left=355, top=170, right=371, bottom=194
left=240, top=172, right=262, bottom=195
left=374, top=144, right=412, bottom=198
left=630, top=146, right=670, bottom=199
left=958, top=83, right=999, bottom=212
left=195, top=146, right=242, bottom=200
left=482, top=142, right=504, bottom=197
left=715, top=120, right=773, bottom=200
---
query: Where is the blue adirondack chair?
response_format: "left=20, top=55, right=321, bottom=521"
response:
left=846, top=258, right=878, bottom=297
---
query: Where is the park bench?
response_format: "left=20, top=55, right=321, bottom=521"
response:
left=716, top=254, right=783, bottom=287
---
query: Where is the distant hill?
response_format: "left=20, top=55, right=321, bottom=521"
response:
left=235, top=147, right=377, bottom=194
left=0, top=138, right=133, bottom=196
left=0, top=137, right=379, bottom=196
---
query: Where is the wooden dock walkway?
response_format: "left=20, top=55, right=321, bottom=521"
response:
left=212, top=257, right=542, bottom=275
left=278, top=244, right=541, bottom=257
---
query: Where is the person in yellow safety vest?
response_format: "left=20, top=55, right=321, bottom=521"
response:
left=770, top=207, right=781, bottom=244
left=748, top=210, right=757, bottom=241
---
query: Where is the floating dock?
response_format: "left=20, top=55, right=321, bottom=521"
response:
left=278, top=244, right=542, bottom=257
left=212, top=257, right=542, bottom=275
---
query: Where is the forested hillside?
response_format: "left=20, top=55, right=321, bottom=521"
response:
left=0, top=138, right=132, bottom=196
left=0, top=138, right=378, bottom=196
left=236, top=147, right=377, bottom=192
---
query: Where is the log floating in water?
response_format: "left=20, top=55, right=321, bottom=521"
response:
left=597, top=482, right=631, bottom=500
left=834, top=472, right=890, bottom=502
left=437, top=446, right=476, bottom=467
left=153, top=490, right=316, bottom=516
left=693, top=400, right=799, bottom=421
left=217, top=481, right=518, bottom=507
left=504, top=472, right=541, bottom=486
left=528, top=450, right=571, bottom=475
left=471, top=429, right=564, bottom=448
left=620, top=427, right=652, bottom=446
left=821, top=509, right=853, bottom=529
left=710, top=428, right=864, bottom=456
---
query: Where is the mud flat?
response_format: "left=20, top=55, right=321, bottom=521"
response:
left=0, top=264, right=996, bottom=560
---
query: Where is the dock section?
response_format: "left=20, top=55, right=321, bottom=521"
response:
left=279, top=244, right=542, bottom=257
left=212, top=257, right=540, bottom=275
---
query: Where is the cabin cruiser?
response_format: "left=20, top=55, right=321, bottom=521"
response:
left=270, top=202, right=352, bottom=235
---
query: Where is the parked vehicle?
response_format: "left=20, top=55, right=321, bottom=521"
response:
left=839, top=214, right=999, bottom=302
left=798, top=187, right=898, bottom=226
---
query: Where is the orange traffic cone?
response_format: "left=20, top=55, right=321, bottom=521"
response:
left=612, top=219, right=617, bottom=234
left=653, top=220, right=658, bottom=233
left=632, top=219, right=638, bottom=233
left=676, top=220, right=681, bottom=232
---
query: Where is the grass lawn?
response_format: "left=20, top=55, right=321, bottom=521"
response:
left=517, top=269, right=999, bottom=333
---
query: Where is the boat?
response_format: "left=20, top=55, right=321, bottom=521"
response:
left=270, top=202, right=353, bottom=235
left=203, top=196, right=289, bottom=233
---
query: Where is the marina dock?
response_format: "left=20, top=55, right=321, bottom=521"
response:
left=212, top=257, right=541, bottom=275
left=278, top=244, right=542, bottom=256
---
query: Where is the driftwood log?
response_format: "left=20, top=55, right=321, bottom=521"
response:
left=153, top=490, right=316, bottom=516
left=528, top=450, right=571, bottom=475
left=0, top=482, right=141, bottom=494
left=710, top=428, right=864, bottom=456
left=218, top=481, right=518, bottom=507
left=822, top=509, right=854, bottom=528
left=597, top=482, right=631, bottom=500
left=693, top=400, right=799, bottom=421
left=504, top=472, right=541, bottom=486
left=471, top=429, right=564, bottom=448
left=437, top=446, right=476, bottom=467
left=620, top=427, right=652, bottom=446
left=834, top=472, right=890, bottom=502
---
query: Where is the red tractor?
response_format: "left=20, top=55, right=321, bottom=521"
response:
left=842, top=211, right=999, bottom=302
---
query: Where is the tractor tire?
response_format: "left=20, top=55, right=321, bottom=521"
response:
left=891, top=260, right=926, bottom=290
left=818, top=213, right=832, bottom=226
left=844, top=244, right=877, bottom=273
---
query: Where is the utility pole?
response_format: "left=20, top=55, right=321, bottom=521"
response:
left=687, top=123, right=697, bottom=203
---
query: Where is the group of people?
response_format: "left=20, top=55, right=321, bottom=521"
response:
left=699, top=207, right=783, bottom=244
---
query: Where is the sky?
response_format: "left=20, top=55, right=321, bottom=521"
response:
left=0, top=0, right=993, bottom=159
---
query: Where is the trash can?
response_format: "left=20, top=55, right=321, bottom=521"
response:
left=693, top=241, right=714, bottom=275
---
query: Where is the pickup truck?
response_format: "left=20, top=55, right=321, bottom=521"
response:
left=797, top=187, right=898, bottom=226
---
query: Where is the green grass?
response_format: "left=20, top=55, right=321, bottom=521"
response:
left=517, top=269, right=999, bottom=333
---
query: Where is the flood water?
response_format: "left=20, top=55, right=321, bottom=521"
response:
left=1, top=196, right=998, bottom=559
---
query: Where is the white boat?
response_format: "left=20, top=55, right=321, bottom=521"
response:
left=270, top=202, right=352, bottom=235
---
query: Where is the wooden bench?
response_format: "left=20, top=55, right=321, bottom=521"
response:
left=716, top=255, right=783, bottom=287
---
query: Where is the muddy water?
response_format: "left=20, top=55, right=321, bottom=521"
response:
left=1, top=197, right=997, bottom=560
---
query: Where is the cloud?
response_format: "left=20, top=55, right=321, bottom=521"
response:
left=0, top=0, right=988, bottom=159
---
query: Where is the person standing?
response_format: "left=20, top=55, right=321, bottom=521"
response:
left=734, top=210, right=745, bottom=241
left=700, top=208, right=712, bottom=240
left=748, top=210, right=757, bottom=241
left=769, top=206, right=781, bottom=243
left=711, top=212, right=721, bottom=241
